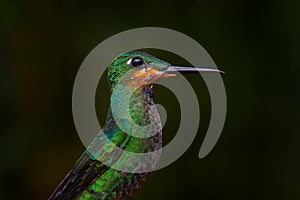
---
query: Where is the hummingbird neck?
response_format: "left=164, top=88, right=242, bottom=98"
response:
left=107, top=85, right=154, bottom=123
left=105, top=85, right=162, bottom=152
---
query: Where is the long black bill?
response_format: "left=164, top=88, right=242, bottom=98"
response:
left=164, top=66, right=224, bottom=74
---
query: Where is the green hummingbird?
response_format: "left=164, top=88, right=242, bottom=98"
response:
left=49, top=51, right=222, bottom=200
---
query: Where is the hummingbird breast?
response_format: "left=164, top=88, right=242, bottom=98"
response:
left=79, top=87, right=163, bottom=199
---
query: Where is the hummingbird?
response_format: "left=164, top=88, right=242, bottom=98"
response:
left=49, top=51, right=222, bottom=200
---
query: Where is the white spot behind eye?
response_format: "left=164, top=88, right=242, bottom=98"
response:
left=126, top=58, right=132, bottom=65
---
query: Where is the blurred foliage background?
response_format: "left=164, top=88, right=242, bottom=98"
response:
left=1, top=0, right=300, bottom=199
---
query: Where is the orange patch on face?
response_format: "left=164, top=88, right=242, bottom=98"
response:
left=126, top=65, right=176, bottom=88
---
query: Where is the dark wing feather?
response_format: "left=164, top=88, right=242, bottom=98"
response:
left=49, top=152, right=109, bottom=200
left=49, top=117, right=131, bottom=200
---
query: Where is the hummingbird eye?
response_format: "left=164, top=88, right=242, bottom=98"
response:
left=130, top=57, right=145, bottom=68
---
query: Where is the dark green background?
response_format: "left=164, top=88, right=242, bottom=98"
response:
left=1, top=0, right=299, bottom=199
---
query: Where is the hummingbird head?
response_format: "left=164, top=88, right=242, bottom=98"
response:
left=107, top=51, right=222, bottom=90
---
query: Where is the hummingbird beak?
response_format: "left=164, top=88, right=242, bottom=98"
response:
left=163, top=66, right=224, bottom=74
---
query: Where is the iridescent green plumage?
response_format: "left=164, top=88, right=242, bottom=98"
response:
left=49, top=52, right=169, bottom=200
left=49, top=51, right=222, bottom=200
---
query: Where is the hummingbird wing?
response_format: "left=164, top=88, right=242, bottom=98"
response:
left=49, top=152, right=108, bottom=200
left=49, top=118, right=131, bottom=200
